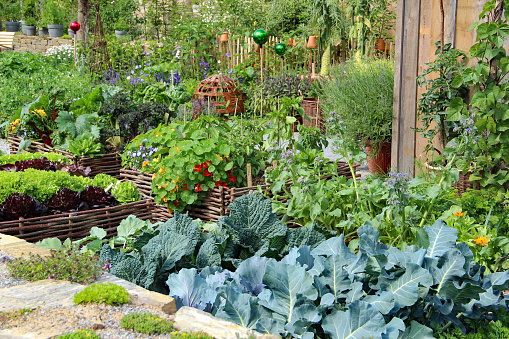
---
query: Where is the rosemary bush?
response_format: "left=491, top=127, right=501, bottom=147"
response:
left=322, top=59, right=394, bottom=152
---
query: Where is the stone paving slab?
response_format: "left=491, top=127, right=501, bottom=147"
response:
left=0, top=234, right=50, bottom=259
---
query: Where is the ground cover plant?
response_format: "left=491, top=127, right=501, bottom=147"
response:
left=6, top=248, right=102, bottom=284
left=73, top=282, right=130, bottom=305
left=54, top=330, right=101, bottom=339
left=120, top=312, right=173, bottom=334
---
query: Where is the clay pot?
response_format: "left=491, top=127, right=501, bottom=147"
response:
left=365, top=141, right=391, bottom=175
left=307, top=35, right=318, bottom=48
left=376, top=39, right=385, bottom=51
left=220, top=32, right=229, bottom=42
left=288, top=38, right=295, bottom=47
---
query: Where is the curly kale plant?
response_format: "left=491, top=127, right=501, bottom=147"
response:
left=166, top=220, right=509, bottom=338
left=100, top=194, right=334, bottom=293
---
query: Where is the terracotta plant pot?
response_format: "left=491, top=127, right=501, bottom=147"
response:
left=307, top=35, right=318, bottom=48
left=220, top=32, right=229, bottom=42
left=288, top=38, right=295, bottom=47
left=365, top=142, right=391, bottom=174
left=376, top=39, right=385, bottom=51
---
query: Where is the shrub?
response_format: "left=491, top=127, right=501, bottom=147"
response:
left=73, top=282, right=130, bottom=305
left=120, top=312, right=173, bottom=334
left=6, top=249, right=101, bottom=284
left=55, top=330, right=101, bottom=339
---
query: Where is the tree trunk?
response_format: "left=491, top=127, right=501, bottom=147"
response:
left=78, top=0, right=89, bottom=44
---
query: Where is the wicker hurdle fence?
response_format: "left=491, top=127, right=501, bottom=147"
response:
left=8, top=135, right=122, bottom=179
left=0, top=200, right=155, bottom=243
left=121, top=161, right=358, bottom=224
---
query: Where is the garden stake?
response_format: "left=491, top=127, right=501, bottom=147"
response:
left=247, top=163, right=252, bottom=187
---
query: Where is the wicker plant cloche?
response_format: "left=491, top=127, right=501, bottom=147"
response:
left=192, top=74, right=246, bottom=114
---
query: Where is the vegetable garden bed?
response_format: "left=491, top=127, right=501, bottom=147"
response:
left=8, top=135, right=122, bottom=179
left=0, top=200, right=154, bottom=242
left=120, top=161, right=358, bottom=223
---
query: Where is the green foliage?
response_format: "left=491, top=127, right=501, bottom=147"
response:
left=322, top=59, right=394, bottom=150
left=6, top=248, right=101, bottom=284
left=101, top=195, right=334, bottom=293
left=416, top=42, right=468, bottom=152
left=120, top=312, right=173, bottom=334
left=446, top=1, right=509, bottom=197
left=169, top=220, right=509, bottom=338
left=122, top=117, right=264, bottom=212
left=73, top=282, right=130, bottom=305
left=0, top=169, right=139, bottom=204
left=0, top=52, right=93, bottom=127
left=22, top=0, right=38, bottom=26
left=0, top=152, right=70, bottom=166
left=54, top=330, right=101, bottom=339
left=111, top=181, right=143, bottom=205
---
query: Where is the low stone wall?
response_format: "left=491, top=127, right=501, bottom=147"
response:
left=11, top=34, right=73, bottom=53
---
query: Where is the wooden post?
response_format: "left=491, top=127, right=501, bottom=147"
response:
left=246, top=163, right=252, bottom=187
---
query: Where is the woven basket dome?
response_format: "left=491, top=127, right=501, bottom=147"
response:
left=192, top=74, right=246, bottom=114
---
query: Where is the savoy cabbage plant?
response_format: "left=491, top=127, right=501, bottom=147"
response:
left=166, top=220, right=509, bottom=338
left=100, top=194, right=335, bottom=292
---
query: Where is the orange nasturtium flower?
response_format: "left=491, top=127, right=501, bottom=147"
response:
left=142, top=160, right=149, bottom=167
left=475, top=236, right=489, bottom=246
left=162, top=197, right=167, bottom=202
left=152, top=173, right=157, bottom=180
left=453, top=212, right=464, bottom=217
left=159, top=167, right=165, bottom=174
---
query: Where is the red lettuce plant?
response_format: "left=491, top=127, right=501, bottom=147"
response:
left=1, top=193, right=47, bottom=220
left=81, top=186, right=118, bottom=209
left=45, top=188, right=84, bottom=214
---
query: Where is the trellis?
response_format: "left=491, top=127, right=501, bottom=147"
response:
left=89, top=1, right=111, bottom=74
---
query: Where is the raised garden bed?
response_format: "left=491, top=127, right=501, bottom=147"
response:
left=8, top=135, right=122, bottom=179
left=301, top=97, right=325, bottom=133
left=120, top=161, right=358, bottom=223
left=0, top=200, right=154, bottom=242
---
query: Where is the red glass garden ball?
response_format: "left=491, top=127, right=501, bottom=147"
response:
left=70, top=21, right=80, bottom=33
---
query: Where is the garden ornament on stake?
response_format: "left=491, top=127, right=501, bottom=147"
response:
left=70, top=21, right=80, bottom=64
left=253, top=29, right=268, bottom=81
left=275, top=43, right=286, bottom=72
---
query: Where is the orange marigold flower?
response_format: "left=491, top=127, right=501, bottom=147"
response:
left=142, top=160, right=149, bottom=167
left=453, top=212, right=464, bottom=217
left=475, top=236, right=489, bottom=246
left=159, top=167, right=165, bottom=174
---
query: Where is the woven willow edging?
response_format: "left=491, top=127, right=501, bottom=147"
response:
left=0, top=200, right=154, bottom=243
left=121, top=161, right=358, bottom=224
left=8, top=135, right=122, bottom=179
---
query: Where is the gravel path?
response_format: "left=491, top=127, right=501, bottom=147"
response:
left=0, top=251, right=27, bottom=289
left=1, top=303, right=181, bottom=338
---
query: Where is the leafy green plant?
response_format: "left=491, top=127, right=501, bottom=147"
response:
left=73, top=282, right=130, bottom=305
left=54, top=330, right=101, bottom=339
left=0, top=152, right=70, bottom=166
left=120, top=312, right=173, bottom=334
left=6, top=248, right=101, bottom=284
left=100, top=194, right=335, bottom=293
left=446, top=0, right=509, bottom=197
left=168, top=220, right=509, bottom=338
left=416, top=42, right=468, bottom=153
left=0, top=169, right=139, bottom=205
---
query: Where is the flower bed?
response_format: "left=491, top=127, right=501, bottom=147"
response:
left=0, top=200, right=154, bottom=242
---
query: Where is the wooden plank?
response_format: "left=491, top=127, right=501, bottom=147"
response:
left=392, top=0, right=421, bottom=175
